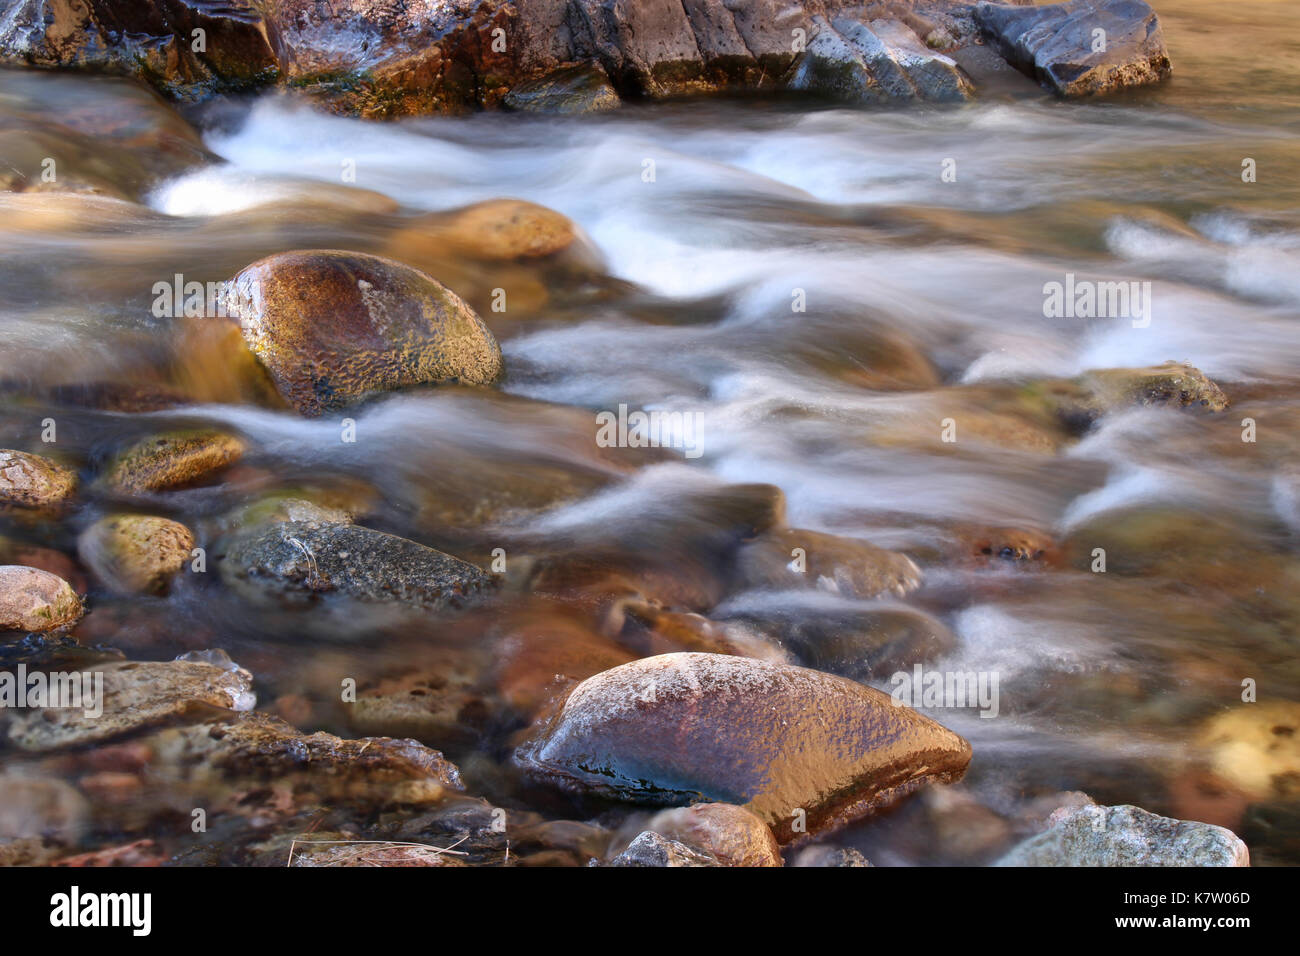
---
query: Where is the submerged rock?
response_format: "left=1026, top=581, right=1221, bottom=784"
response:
left=518, top=652, right=971, bottom=842
left=223, top=250, right=503, bottom=416
left=1198, top=702, right=1300, bottom=801
left=0, top=565, right=82, bottom=632
left=417, top=199, right=581, bottom=261
left=734, top=528, right=922, bottom=599
left=996, top=804, right=1249, bottom=866
left=103, top=430, right=245, bottom=494
left=77, top=514, right=195, bottom=596
left=718, top=597, right=956, bottom=682
left=0, top=449, right=76, bottom=511
left=219, top=520, right=492, bottom=611
left=7, top=657, right=255, bottom=751
left=975, top=0, right=1171, bottom=96
left=1078, top=361, right=1230, bottom=414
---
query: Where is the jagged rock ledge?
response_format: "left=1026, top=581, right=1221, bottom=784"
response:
left=0, top=0, right=1172, bottom=117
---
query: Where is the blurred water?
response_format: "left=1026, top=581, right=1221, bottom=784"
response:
left=2, top=0, right=1299, bottom=864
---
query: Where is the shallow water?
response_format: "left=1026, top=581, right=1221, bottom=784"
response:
left=2, top=0, right=1299, bottom=865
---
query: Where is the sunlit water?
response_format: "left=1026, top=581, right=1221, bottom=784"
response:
left=2, top=0, right=1298, bottom=864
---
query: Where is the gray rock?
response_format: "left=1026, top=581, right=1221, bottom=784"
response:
left=608, top=830, right=721, bottom=867
left=789, top=16, right=974, bottom=103
left=974, top=0, right=1171, bottom=96
left=219, top=520, right=492, bottom=611
left=996, top=804, right=1250, bottom=866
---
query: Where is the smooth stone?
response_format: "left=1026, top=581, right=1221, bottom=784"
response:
left=7, top=656, right=255, bottom=751
left=975, top=0, right=1171, bottom=97
left=219, top=520, right=492, bottom=611
left=103, top=429, right=245, bottom=494
left=734, top=528, right=922, bottom=599
left=0, top=449, right=77, bottom=511
left=223, top=250, right=503, bottom=416
left=517, top=652, right=972, bottom=842
left=645, top=802, right=783, bottom=867
left=0, top=565, right=83, bottom=631
left=407, top=199, right=581, bottom=261
left=996, top=804, right=1250, bottom=866
left=77, top=514, right=196, bottom=596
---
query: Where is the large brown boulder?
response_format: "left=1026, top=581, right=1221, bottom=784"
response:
left=517, top=652, right=971, bottom=842
left=222, top=250, right=503, bottom=416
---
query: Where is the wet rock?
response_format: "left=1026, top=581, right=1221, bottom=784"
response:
left=791, top=844, right=872, bottom=866
left=224, top=496, right=355, bottom=533
left=103, top=430, right=245, bottom=494
left=219, top=520, right=492, bottom=611
left=716, top=595, right=956, bottom=682
left=975, top=0, right=1171, bottom=97
left=1198, top=702, right=1300, bottom=801
left=132, top=710, right=463, bottom=810
left=923, top=786, right=1015, bottom=863
left=518, top=652, right=972, bottom=842
left=424, top=199, right=581, bottom=261
left=0, top=565, right=83, bottom=632
left=996, top=804, right=1249, bottom=866
left=789, top=16, right=974, bottom=103
left=0, top=0, right=280, bottom=98
left=644, top=802, right=783, bottom=867
left=349, top=649, right=492, bottom=748
left=0, top=449, right=77, bottom=511
left=77, top=514, right=196, bottom=596
left=223, top=250, right=503, bottom=416
left=1079, top=361, right=1229, bottom=413
left=503, top=63, right=621, bottom=113
left=734, top=528, right=921, bottom=599
left=609, top=830, right=721, bottom=867
left=7, top=656, right=255, bottom=751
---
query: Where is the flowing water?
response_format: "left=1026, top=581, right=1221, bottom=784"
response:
left=2, top=0, right=1299, bottom=864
